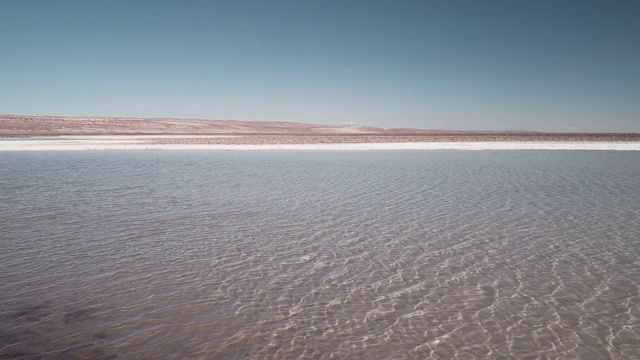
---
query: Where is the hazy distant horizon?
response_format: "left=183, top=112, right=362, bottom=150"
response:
left=1, top=1, right=639, bottom=132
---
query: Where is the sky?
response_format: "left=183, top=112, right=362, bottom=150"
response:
left=1, top=1, right=638, bottom=132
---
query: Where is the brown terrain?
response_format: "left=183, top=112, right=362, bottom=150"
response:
left=2, top=114, right=639, bottom=144
left=0, top=115, right=391, bottom=136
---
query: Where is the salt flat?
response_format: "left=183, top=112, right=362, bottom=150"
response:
left=1, top=136, right=640, bottom=151
left=2, top=116, right=639, bottom=151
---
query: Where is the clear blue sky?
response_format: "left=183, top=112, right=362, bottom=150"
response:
left=1, top=1, right=638, bottom=131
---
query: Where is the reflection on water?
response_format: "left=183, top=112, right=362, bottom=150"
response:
left=1, top=151, right=639, bottom=359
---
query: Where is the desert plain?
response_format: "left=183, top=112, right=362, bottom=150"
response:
left=1, top=115, right=639, bottom=151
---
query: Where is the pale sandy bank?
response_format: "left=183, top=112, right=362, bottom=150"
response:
left=1, top=136, right=639, bottom=151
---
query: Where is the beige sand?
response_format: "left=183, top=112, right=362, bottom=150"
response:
left=1, top=136, right=639, bottom=151
left=2, top=115, right=639, bottom=151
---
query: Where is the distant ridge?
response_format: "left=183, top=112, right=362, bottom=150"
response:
left=1, top=115, right=637, bottom=139
left=0, top=114, right=411, bottom=136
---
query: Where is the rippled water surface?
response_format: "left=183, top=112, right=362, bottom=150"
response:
left=1, top=151, right=639, bottom=359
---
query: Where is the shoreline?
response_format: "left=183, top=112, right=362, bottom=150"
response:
left=1, top=135, right=640, bottom=151
left=3, top=116, right=640, bottom=151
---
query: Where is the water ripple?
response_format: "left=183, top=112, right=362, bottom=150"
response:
left=1, top=151, right=639, bottom=359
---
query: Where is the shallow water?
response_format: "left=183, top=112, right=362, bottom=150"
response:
left=1, top=151, right=639, bottom=359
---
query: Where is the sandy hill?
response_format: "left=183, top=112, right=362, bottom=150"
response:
left=0, top=115, right=411, bottom=136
